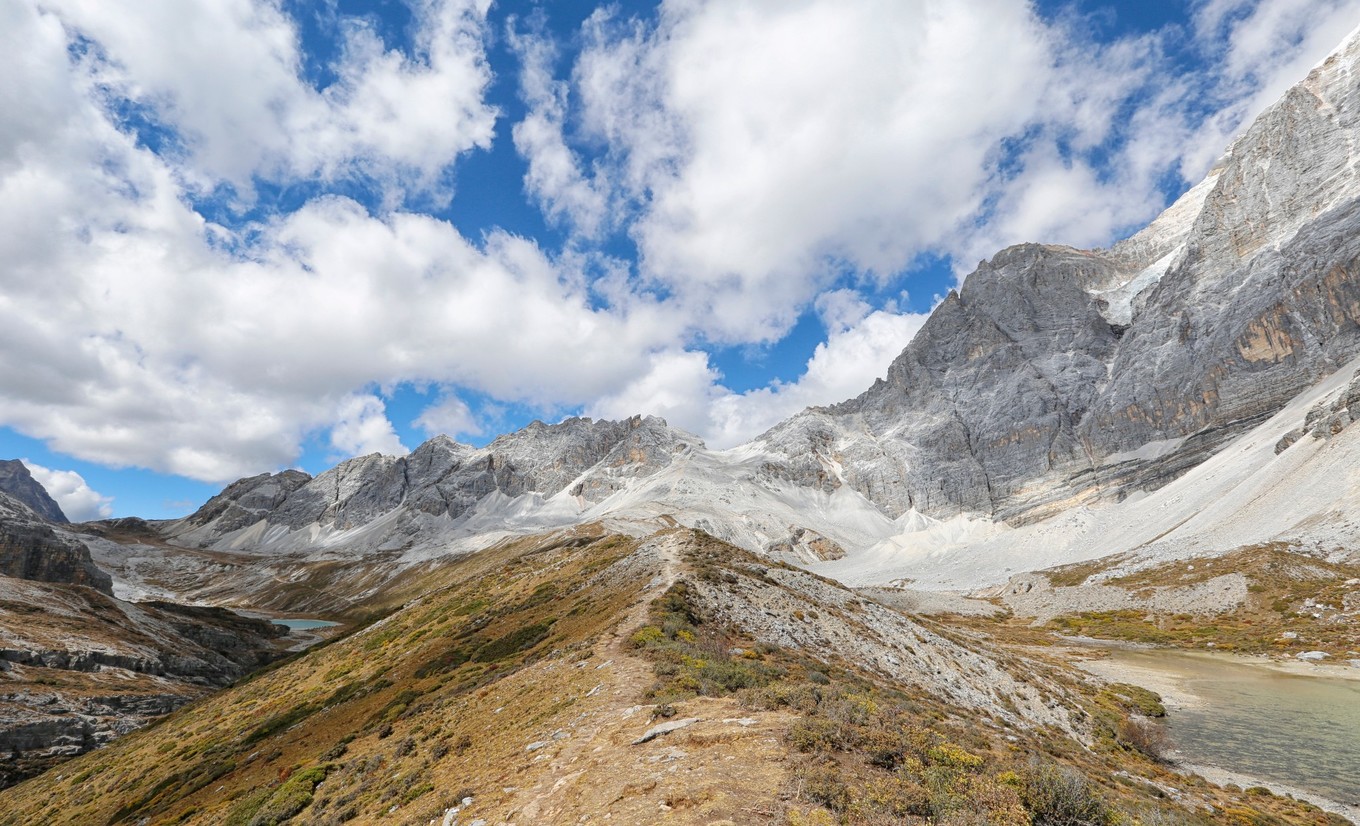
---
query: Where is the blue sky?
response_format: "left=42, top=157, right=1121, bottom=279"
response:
left=1, top=0, right=1357, bottom=519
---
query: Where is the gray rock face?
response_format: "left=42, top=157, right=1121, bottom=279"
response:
left=0, top=493, right=112, bottom=593
left=759, top=243, right=1124, bottom=521
left=0, top=694, right=185, bottom=789
left=181, top=469, right=312, bottom=534
left=0, top=460, right=67, bottom=524
left=171, top=415, right=701, bottom=548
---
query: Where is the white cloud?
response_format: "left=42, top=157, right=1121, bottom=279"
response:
left=536, top=0, right=1360, bottom=321
left=508, top=19, right=611, bottom=236
left=415, top=393, right=483, bottom=437
left=705, top=306, right=929, bottom=446
left=0, top=1, right=686, bottom=480
left=329, top=395, right=408, bottom=459
left=587, top=350, right=721, bottom=439
left=22, top=461, right=114, bottom=521
left=36, top=0, right=497, bottom=200
left=589, top=302, right=928, bottom=447
left=562, top=0, right=1054, bottom=342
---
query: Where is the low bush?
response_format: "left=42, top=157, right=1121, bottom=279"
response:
left=1117, top=717, right=1170, bottom=762
left=1018, top=761, right=1114, bottom=826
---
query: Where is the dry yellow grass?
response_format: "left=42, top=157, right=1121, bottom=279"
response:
left=0, top=530, right=1347, bottom=826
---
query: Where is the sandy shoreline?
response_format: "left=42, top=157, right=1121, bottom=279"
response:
left=1074, top=652, right=1206, bottom=710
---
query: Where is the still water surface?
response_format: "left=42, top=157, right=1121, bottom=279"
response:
left=272, top=618, right=340, bottom=631
left=1098, top=649, right=1360, bottom=804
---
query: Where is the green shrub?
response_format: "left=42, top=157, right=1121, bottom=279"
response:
left=244, top=767, right=328, bottom=826
left=1105, top=683, right=1166, bottom=717
left=471, top=620, right=554, bottom=662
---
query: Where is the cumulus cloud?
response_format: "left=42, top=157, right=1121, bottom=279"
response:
left=415, top=393, right=483, bottom=437
left=526, top=0, right=1360, bottom=313
left=328, top=395, right=408, bottom=459
left=508, top=17, right=611, bottom=236
left=36, top=0, right=497, bottom=200
left=558, top=0, right=1053, bottom=342
left=0, top=1, right=675, bottom=480
left=22, top=461, right=114, bottom=521
left=589, top=304, right=928, bottom=447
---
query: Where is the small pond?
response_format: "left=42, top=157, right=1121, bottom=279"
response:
left=272, top=618, right=341, bottom=631
left=1092, top=648, right=1360, bottom=805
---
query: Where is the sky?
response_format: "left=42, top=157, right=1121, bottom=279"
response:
left=1, top=0, right=1358, bottom=520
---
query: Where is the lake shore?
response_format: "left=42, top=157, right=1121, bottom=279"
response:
left=1177, top=762, right=1359, bottom=823
left=1074, top=644, right=1360, bottom=822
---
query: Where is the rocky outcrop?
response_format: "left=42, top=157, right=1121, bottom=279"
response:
left=0, top=574, right=287, bottom=789
left=765, top=527, right=845, bottom=563
left=0, top=692, right=189, bottom=789
left=0, top=493, right=111, bottom=594
left=0, top=460, right=66, bottom=524
left=179, top=469, right=312, bottom=535
left=1276, top=371, right=1360, bottom=452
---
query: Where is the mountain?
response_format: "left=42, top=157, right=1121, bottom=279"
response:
left=759, top=24, right=1360, bottom=526
left=0, top=460, right=67, bottom=524
left=163, top=415, right=697, bottom=554
left=3, top=25, right=1360, bottom=824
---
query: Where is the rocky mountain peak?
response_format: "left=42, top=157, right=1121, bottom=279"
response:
left=0, top=459, right=68, bottom=524
left=750, top=28, right=1360, bottom=528
left=182, top=469, right=312, bottom=533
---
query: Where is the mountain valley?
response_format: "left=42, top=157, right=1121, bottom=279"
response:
left=2, top=17, right=1360, bottom=826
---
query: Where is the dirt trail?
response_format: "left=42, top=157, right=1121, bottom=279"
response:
left=496, top=533, right=791, bottom=825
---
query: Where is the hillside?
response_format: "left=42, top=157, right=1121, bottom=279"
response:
left=1, top=527, right=1344, bottom=825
